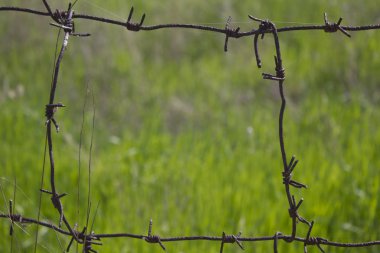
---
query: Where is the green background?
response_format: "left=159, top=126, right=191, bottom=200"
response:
left=0, top=0, right=379, bottom=252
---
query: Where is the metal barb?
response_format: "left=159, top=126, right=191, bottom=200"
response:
left=296, top=198, right=304, bottom=210
left=45, top=103, right=65, bottom=132
left=304, top=221, right=314, bottom=253
left=289, top=180, right=307, bottom=189
left=273, top=232, right=282, bottom=253
left=282, top=161, right=307, bottom=189
left=248, top=15, right=266, bottom=23
left=274, top=56, right=285, bottom=79
left=317, top=242, right=326, bottom=253
left=40, top=189, right=67, bottom=227
left=83, top=231, right=102, bottom=253
left=50, top=22, right=72, bottom=31
left=263, top=73, right=285, bottom=81
left=41, top=0, right=57, bottom=22
left=249, top=15, right=273, bottom=68
left=303, top=221, right=327, bottom=253
left=288, top=195, right=305, bottom=220
left=253, top=33, right=262, bottom=67
left=288, top=155, right=296, bottom=171
left=323, top=13, right=351, bottom=37
left=52, top=193, right=65, bottom=227
left=49, top=4, right=89, bottom=36
left=9, top=200, right=14, bottom=236
left=148, top=219, right=153, bottom=237
left=125, top=6, right=146, bottom=32
left=224, top=16, right=241, bottom=52
left=144, top=219, right=166, bottom=251
left=66, top=233, right=75, bottom=252
left=289, top=159, right=299, bottom=174
left=67, top=226, right=86, bottom=252
left=67, top=3, right=72, bottom=14
left=72, top=32, right=91, bottom=37
left=220, top=232, right=244, bottom=253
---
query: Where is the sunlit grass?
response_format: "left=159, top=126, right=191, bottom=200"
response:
left=0, top=0, right=380, bottom=252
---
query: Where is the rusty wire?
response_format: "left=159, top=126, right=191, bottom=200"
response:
left=1, top=1, right=380, bottom=252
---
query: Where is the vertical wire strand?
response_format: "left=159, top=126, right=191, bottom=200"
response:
left=76, top=82, right=89, bottom=253
left=10, top=178, right=17, bottom=253
left=33, top=133, right=48, bottom=253
left=84, top=87, right=96, bottom=249
left=34, top=26, right=62, bottom=253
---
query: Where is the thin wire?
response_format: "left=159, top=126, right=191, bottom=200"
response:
left=0, top=177, right=60, bottom=221
left=50, top=29, right=62, bottom=90
left=0, top=178, right=31, bottom=201
left=79, top=0, right=124, bottom=20
left=72, top=0, right=80, bottom=9
left=53, top=228, right=65, bottom=252
left=167, top=20, right=320, bottom=26
left=33, top=133, right=48, bottom=253
left=0, top=177, right=55, bottom=251
left=10, top=178, right=17, bottom=253
left=76, top=82, right=89, bottom=253
left=272, top=20, right=320, bottom=25
left=77, top=1, right=322, bottom=27
left=0, top=178, right=11, bottom=223
left=85, top=86, right=95, bottom=230
left=0, top=181, right=29, bottom=235
left=90, top=201, right=100, bottom=233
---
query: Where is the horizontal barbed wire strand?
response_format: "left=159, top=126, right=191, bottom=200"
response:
left=1, top=212, right=380, bottom=247
left=1, top=6, right=380, bottom=35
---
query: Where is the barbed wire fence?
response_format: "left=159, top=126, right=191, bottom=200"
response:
left=0, top=1, right=380, bottom=252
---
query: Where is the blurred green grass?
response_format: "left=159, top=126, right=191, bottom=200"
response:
left=0, top=0, right=380, bottom=252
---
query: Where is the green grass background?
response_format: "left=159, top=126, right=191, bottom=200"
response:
left=0, top=0, right=379, bottom=252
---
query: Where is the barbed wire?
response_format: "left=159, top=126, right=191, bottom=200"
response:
left=1, top=1, right=380, bottom=252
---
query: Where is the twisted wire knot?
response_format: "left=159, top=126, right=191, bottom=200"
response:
left=276, top=66, right=285, bottom=79
left=220, top=232, right=244, bottom=253
left=282, top=170, right=292, bottom=185
left=40, top=189, right=67, bottom=227
left=324, top=22, right=339, bottom=33
left=304, top=221, right=327, bottom=253
left=9, top=212, right=22, bottom=236
left=126, top=7, right=145, bottom=32
left=145, top=235, right=161, bottom=243
left=126, top=22, right=142, bottom=31
left=306, top=237, right=327, bottom=245
left=83, top=232, right=102, bottom=253
left=288, top=195, right=304, bottom=220
left=223, top=234, right=238, bottom=244
left=224, top=16, right=240, bottom=52
left=145, top=235, right=166, bottom=251
left=66, top=226, right=88, bottom=252
left=45, top=104, right=61, bottom=120
left=144, top=220, right=166, bottom=251
left=282, top=156, right=307, bottom=189
left=10, top=214, right=22, bottom=223
left=53, top=11, right=71, bottom=25
left=51, top=9, right=74, bottom=33
left=45, top=103, right=65, bottom=132
left=258, top=20, right=272, bottom=33
left=323, top=13, right=351, bottom=37
left=225, top=26, right=241, bottom=38
left=288, top=204, right=298, bottom=219
left=51, top=192, right=66, bottom=227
